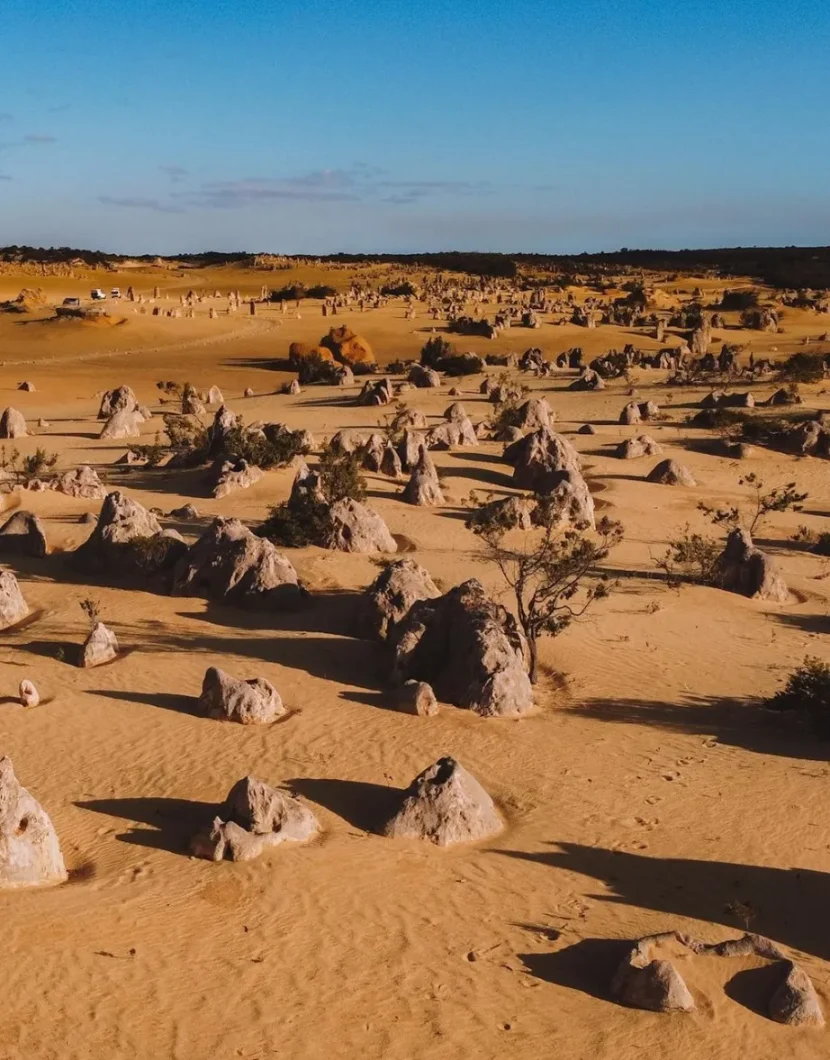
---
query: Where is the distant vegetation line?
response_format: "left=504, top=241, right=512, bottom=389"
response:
left=2, top=244, right=830, bottom=288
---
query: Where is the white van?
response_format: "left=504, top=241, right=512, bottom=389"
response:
left=110, top=287, right=121, bottom=299
left=91, top=288, right=106, bottom=300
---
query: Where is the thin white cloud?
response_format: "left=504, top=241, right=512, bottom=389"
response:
left=99, top=195, right=185, bottom=214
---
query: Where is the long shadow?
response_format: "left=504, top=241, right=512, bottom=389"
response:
left=774, top=612, right=830, bottom=635
left=724, top=963, right=787, bottom=1018
left=221, top=356, right=293, bottom=372
left=494, top=842, right=830, bottom=960
left=287, top=777, right=401, bottom=832
left=76, top=796, right=216, bottom=855
left=179, top=588, right=367, bottom=638
left=576, top=694, right=827, bottom=761
left=90, top=689, right=202, bottom=716
left=449, top=450, right=508, bottom=467
left=442, top=464, right=515, bottom=489
left=519, top=936, right=631, bottom=1002
left=121, top=620, right=385, bottom=690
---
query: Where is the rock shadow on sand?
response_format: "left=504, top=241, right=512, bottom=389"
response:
left=286, top=777, right=401, bottom=833
left=76, top=796, right=217, bottom=855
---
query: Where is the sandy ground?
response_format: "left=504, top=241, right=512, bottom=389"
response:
left=1, top=266, right=829, bottom=1060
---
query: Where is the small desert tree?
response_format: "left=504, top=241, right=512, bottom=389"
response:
left=697, top=473, right=807, bottom=536
left=471, top=499, right=623, bottom=684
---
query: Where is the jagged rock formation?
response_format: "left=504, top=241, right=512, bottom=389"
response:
left=199, top=666, right=285, bottom=725
left=327, top=498, right=397, bottom=554
left=384, top=757, right=502, bottom=846
left=191, top=776, right=319, bottom=862
left=172, top=517, right=301, bottom=607
left=646, top=459, right=696, bottom=486
left=98, top=385, right=138, bottom=419
left=210, top=458, right=262, bottom=499
left=79, top=621, right=119, bottom=667
left=616, top=435, right=662, bottom=460
left=0, top=757, right=67, bottom=887
left=503, top=427, right=581, bottom=490
left=73, top=490, right=186, bottom=580
left=52, top=464, right=108, bottom=499
left=0, top=510, right=47, bottom=557
left=714, top=527, right=788, bottom=601
left=390, top=579, right=533, bottom=717
left=0, top=407, right=27, bottom=439
left=365, top=558, right=442, bottom=640
left=402, top=450, right=444, bottom=506
left=0, top=570, right=28, bottom=630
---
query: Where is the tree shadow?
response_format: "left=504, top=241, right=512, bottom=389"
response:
left=575, top=694, right=826, bottom=761
left=286, top=777, right=401, bottom=833
left=493, top=842, right=830, bottom=960
left=518, top=936, right=631, bottom=1002
left=774, top=611, right=830, bottom=636
left=75, top=796, right=217, bottom=855
left=89, top=688, right=202, bottom=716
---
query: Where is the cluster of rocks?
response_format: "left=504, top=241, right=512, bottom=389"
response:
left=611, top=931, right=822, bottom=1026
left=366, top=560, right=533, bottom=718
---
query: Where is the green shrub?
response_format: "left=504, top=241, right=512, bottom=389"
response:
left=657, top=526, right=722, bottom=586
left=766, top=657, right=830, bottom=737
left=780, top=352, right=825, bottom=384
left=318, top=445, right=366, bottom=503
left=420, top=336, right=455, bottom=368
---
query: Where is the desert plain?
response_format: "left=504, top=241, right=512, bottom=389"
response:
left=1, top=255, right=829, bottom=1060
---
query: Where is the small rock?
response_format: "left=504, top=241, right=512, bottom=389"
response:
left=79, top=621, right=119, bottom=668
left=391, top=680, right=438, bottom=716
left=19, top=680, right=39, bottom=707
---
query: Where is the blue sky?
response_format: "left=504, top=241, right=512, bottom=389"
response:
left=2, top=0, right=829, bottom=254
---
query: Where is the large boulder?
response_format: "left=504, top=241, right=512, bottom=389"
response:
left=384, top=757, right=502, bottom=846
left=99, top=407, right=144, bottom=440
left=0, top=511, right=47, bottom=557
left=0, top=570, right=28, bottom=630
left=52, top=464, right=108, bottom=499
left=769, top=963, right=825, bottom=1027
left=209, top=458, right=262, bottom=499
left=320, top=326, right=374, bottom=367
left=503, top=427, right=581, bottom=490
left=537, top=468, right=595, bottom=529
left=172, top=517, right=301, bottom=607
left=199, top=666, right=285, bottom=725
left=328, top=498, right=397, bottom=554
left=390, top=579, right=533, bottom=717
left=408, top=364, right=441, bottom=389
left=425, top=416, right=478, bottom=449
left=191, top=776, right=319, bottom=862
left=646, top=459, right=696, bottom=486
left=207, top=405, right=238, bottom=458
left=402, top=450, right=444, bottom=506
left=360, top=433, right=386, bottom=472
left=98, top=385, right=138, bottom=419
left=512, top=397, right=553, bottom=431
left=713, top=527, right=788, bottom=602
left=0, top=407, right=27, bottom=439
left=365, top=558, right=441, bottom=640
left=0, top=757, right=67, bottom=888
left=466, top=495, right=536, bottom=532
left=73, top=490, right=186, bottom=580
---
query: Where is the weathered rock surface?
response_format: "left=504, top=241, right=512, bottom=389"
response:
left=769, top=963, right=825, bottom=1027
left=0, top=757, right=67, bottom=888
left=646, top=459, right=696, bottom=486
left=199, top=666, right=285, bottom=725
left=611, top=936, right=695, bottom=1013
left=19, top=679, right=39, bottom=707
left=503, top=427, right=581, bottom=490
left=402, top=450, right=444, bottom=506
left=79, top=621, right=119, bottom=667
left=191, top=776, right=319, bottom=862
left=390, top=579, right=533, bottom=717
left=537, top=468, right=595, bottom=528
left=100, top=407, right=144, bottom=440
left=616, top=435, right=662, bottom=460
left=0, top=407, right=27, bottom=439
left=466, top=495, right=536, bottom=532
left=328, top=498, right=397, bottom=554
left=365, top=558, right=441, bottom=640
left=0, top=570, right=28, bottom=630
left=210, top=458, right=262, bottom=499
left=74, top=490, right=186, bottom=579
left=358, top=378, right=393, bottom=406
left=0, top=510, right=47, bottom=557
left=390, top=679, right=439, bottom=716
left=52, top=464, right=107, bottom=499
left=172, top=517, right=301, bottom=607
left=408, top=364, right=441, bottom=388
left=98, top=385, right=138, bottom=419
left=512, top=397, right=554, bottom=431
left=384, top=757, right=502, bottom=846
left=714, top=527, right=788, bottom=601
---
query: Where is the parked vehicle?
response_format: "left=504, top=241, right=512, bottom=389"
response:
left=62, top=297, right=81, bottom=308
left=110, top=287, right=121, bottom=299
left=91, top=288, right=106, bottom=300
